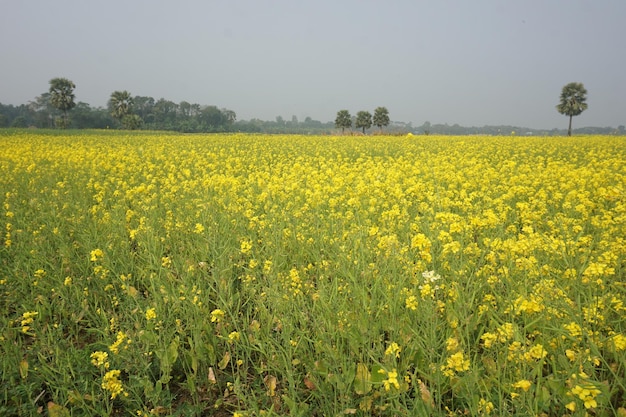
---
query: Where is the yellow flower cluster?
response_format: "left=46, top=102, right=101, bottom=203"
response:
left=20, top=311, right=38, bottom=334
left=90, top=248, right=104, bottom=262
left=380, top=368, right=400, bottom=391
left=441, top=351, right=470, bottom=377
left=210, top=309, right=225, bottom=323
left=611, top=333, right=626, bottom=351
left=91, top=350, right=125, bottom=399
left=481, top=322, right=515, bottom=348
left=441, top=338, right=470, bottom=377
left=90, top=351, right=109, bottom=368
left=567, top=372, right=603, bottom=410
left=145, top=307, right=157, bottom=321
left=102, top=369, right=125, bottom=399
left=512, top=379, right=532, bottom=392
left=384, top=342, right=401, bottom=358
left=109, top=331, right=130, bottom=354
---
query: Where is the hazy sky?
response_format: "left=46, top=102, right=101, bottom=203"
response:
left=1, top=0, right=625, bottom=129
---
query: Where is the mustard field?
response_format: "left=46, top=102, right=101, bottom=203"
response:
left=1, top=130, right=625, bottom=416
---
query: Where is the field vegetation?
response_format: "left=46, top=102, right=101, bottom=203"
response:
left=1, top=130, right=625, bottom=416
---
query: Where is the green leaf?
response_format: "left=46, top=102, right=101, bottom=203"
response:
left=354, top=363, right=372, bottom=395
left=140, top=330, right=157, bottom=346
left=166, top=336, right=180, bottom=365
left=19, top=360, right=28, bottom=379
left=370, top=364, right=387, bottom=383
left=218, top=351, right=231, bottom=370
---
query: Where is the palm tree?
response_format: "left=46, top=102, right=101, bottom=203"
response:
left=49, top=78, right=76, bottom=128
left=335, top=110, right=352, bottom=134
left=108, top=91, right=134, bottom=124
left=373, top=107, right=390, bottom=133
left=355, top=111, right=372, bottom=134
left=556, top=82, right=588, bottom=136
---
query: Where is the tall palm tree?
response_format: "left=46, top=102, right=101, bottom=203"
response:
left=556, top=82, right=588, bottom=136
left=334, top=110, right=352, bottom=134
left=355, top=111, right=372, bottom=134
left=49, top=78, right=76, bottom=128
left=373, top=107, right=390, bottom=133
left=108, top=91, right=134, bottom=124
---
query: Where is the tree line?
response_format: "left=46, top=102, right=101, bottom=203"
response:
left=334, top=107, right=390, bottom=134
left=0, top=78, right=237, bottom=133
left=2, top=79, right=620, bottom=136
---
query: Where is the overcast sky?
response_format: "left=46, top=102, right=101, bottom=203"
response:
left=1, top=0, right=624, bottom=129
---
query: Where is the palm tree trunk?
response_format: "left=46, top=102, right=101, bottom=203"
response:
left=568, top=115, right=573, bottom=136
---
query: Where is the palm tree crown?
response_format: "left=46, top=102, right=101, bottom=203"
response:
left=556, top=82, right=588, bottom=136
left=108, top=91, right=134, bottom=121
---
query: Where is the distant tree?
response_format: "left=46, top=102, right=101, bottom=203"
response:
left=335, top=110, right=352, bottom=134
left=198, top=105, right=225, bottom=131
left=153, top=98, right=178, bottom=129
left=556, top=82, right=588, bottom=136
left=71, top=102, right=95, bottom=129
left=0, top=103, right=16, bottom=127
left=11, top=116, right=28, bottom=128
left=133, top=96, right=156, bottom=122
left=108, top=91, right=134, bottom=125
left=71, top=102, right=113, bottom=129
left=372, top=107, right=390, bottom=132
left=222, top=109, right=237, bottom=125
left=121, top=114, right=143, bottom=130
left=48, top=77, right=76, bottom=128
left=355, top=110, right=372, bottom=134
left=179, top=101, right=192, bottom=119
left=29, top=93, right=55, bottom=128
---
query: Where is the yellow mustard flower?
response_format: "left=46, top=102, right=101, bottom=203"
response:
left=384, top=342, right=401, bottom=358
left=102, top=369, right=125, bottom=399
left=90, top=351, right=109, bottom=368
left=382, top=369, right=400, bottom=391
left=145, top=308, right=157, bottom=321
left=90, top=248, right=104, bottom=262
left=210, top=309, right=225, bottom=323
left=512, top=379, right=532, bottom=392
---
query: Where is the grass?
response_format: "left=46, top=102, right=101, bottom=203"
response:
left=1, top=130, right=625, bottom=416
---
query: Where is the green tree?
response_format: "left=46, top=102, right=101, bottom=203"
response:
left=11, top=116, right=28, bottom=128
left=29, top=93, right=55, bottom=128
left=179, top=101, right=192, bottom=119
left=372, top=107, right=390, bottom=133
left=152, top=99, right=178, bottom=129
left=70, top=102, right=113, bottom=129
left=556, top=82, right=588, bottom=136
left=48, top=77, right=76, bottom=128
left=355, top=110, right=372, bottom=134
left=108, top=91, right=134, bottom=125
left=222, top=109, right=237, bottom=125
left=134, top=96, right=156, bottom=123
left=335, top=110, right=352, bottom=134
left=121, top=114, right=143, bottom=130
left=197, top=105, right=226, bottom=131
